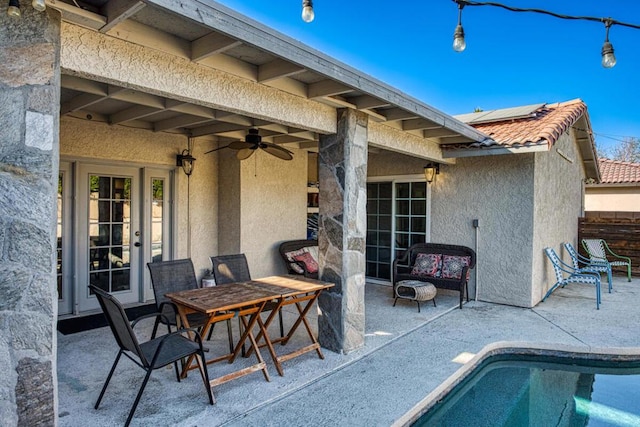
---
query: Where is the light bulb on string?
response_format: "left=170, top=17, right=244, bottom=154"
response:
left=7, top=0, right=21, bottom=17
left=601, top=20, right=616, bottom=68
left=452, top=2, right=466, bottom=52
left=32, top=0, right=46, bottom=12
left=302, top=0, right=314, bottom=23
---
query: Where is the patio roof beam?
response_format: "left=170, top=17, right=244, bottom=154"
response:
left=45, top=0, right=106, bottom=30
left=258, top=59, right=305, bottom=83
left=100, top=0, right=146, bottom=33
left=108, top=87, right=166, bottom=108
left=422, top=127, right=460, bottom=138
left=402, top=118, right=442, bottom=131
left=109, top=105, right=163, bottom=124
left=153, top=115, right=216, bottom=132
left=61, top=75, right=108, bottom=95
left=308, top=80, right=354, bottom=99
left=192, top=32, right=243, bottom=62
left=61, top=93, right=108, bottom=115
left=164, top=100, right=217, bottom=119
left=381, top=108, right=419, bottom=122
left=353, top=95, right=391, bottom=110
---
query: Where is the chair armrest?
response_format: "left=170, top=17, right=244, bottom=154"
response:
left=131, top=312, right=171, bottom=329
left=602, top=240, right=632, bottom=263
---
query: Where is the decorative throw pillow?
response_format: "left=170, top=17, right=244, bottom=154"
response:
left=411, top=253, right=441, bottom=277
left=441, top=255, right=471, bottom=280
left=307, top=245, right=319, bottom=264
left=292, top=251, right=319, bottom=274
left=285, top=249, right=307, bottom=274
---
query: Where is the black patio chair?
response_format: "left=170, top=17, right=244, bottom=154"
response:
left=90, top=285, right=214, bottom=427
left=147, top=259, right=233, bottom=352
left=210, top=254, right=285, bottom=340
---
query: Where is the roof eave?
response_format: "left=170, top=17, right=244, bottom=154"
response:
left=141, top=0, right=490, bottom=144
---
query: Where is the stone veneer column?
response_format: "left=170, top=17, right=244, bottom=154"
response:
left=317, top=109, right=368, bottom=353
left=0, top=3, right=61, bottom=426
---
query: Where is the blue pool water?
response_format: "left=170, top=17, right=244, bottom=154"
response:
left=414, top=355, right=640, bottom=427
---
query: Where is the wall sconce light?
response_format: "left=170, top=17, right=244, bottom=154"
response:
left=301, top=0, right=314, bottom=23
left=424, top=163, right=440, bottom=184
left=176, top=149, right=196, bottom=176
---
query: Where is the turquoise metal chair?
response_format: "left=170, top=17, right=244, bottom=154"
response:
left=582, top=239, right=632, bottom=282
left=564, top=242, right=612, bottom=293
left=543, top=248, right=601, bottom=309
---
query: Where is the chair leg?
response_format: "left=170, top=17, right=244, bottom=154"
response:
left=197, top=348, right=215, bottom=405
left=226, top=319, right=234, bottom=354
left=278, top=309, right=284, bottom=338
left=206, top=322, right=215, bottom=341
left=432, top=298, right=437, bottom=307
left=95, top=350, right=123, bottom=409
left=124, top=368, right=154, bottom=427
left=416, top=301, right=421, bottom=313
left=393, top=297, right=398, bottom=307
left=628, top=264, right=632, bottom=282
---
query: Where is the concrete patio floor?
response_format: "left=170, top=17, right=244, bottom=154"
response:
left=57, top=276, right=640, bottom=426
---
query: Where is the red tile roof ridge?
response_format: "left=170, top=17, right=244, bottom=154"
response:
left=598, top=158, right=640, bottom=184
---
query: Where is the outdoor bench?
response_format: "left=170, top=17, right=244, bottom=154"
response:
left=392, top=242, right=476, bottom=309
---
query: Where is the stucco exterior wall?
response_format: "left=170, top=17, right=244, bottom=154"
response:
left=367, top=150, right=426, bottom=177
left=585, top=186, right=640, bottom=212
left=60, top=116, right=219, bottom=277
left=431, top=155, right=536, bottom=307
left=217, top=148, right=307, bottom=278
left=532, top=131, right=585, bottom=304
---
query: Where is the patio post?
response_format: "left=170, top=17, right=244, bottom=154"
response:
left=0, top=3, right=61, bottom=425
left=317, top=108, right=368, bottom=353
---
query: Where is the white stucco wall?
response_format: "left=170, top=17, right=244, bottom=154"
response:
left=585, top=186, right=640, bottom=212
left=217, top=148, right=308, bottom=278
left=431, top=154, right=536, bottom=307
left=532, top=131, right=585, bottom=305
left=59, top=116, right=219, bottom=278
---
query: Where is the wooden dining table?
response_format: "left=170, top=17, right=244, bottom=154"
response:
left=165, top=275, right=333, bottom=400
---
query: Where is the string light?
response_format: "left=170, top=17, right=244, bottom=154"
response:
left=302, top=0, right=314, bottom=23
left=6, top=0, right=46, bottom=17
left=452, top=0, right=640, bottom=68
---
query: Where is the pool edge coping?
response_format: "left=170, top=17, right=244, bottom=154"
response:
left=391, top=341, right=640, bottom=427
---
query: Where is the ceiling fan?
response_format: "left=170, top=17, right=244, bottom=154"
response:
left=204, top=128, right=294, bottom=161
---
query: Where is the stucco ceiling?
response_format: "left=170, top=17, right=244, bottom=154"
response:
left=54, top=0, right=491, bottom=150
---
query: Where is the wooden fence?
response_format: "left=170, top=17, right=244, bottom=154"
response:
left=578, top=212, right=640, bottom=276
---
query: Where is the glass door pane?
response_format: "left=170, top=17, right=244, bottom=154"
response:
left=88, top=175, right=132, bottom=294
left=366, top=182, right=393, bottom=280
left=395, top=181, right=427, bottom=260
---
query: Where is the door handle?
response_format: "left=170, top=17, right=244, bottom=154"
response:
left=134, top=242, right=141, bottom=247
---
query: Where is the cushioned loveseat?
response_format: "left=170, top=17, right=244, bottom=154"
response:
left=278, top=239, right=319, bottom=279
left=392, top=242, right=476, bottom=309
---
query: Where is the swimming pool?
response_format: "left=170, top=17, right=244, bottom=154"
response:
left=395, top=345, right=640, bottom=427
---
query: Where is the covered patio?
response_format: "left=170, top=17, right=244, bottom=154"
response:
left=57, top=276, right=640, bottom=426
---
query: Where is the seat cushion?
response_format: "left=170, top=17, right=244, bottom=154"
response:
left=441, top=255, right=471, bottom=280
left=411, top=253, right=441, bottom=277
left=292, top=251, right=319, bottom=274
left=284, top=248, right=307, bottom=274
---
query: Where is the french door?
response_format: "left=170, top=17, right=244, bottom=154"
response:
left=77, top=164, right=141, bottom=311
left=56, top=162, right=173, bottom=314
left=366, top=179, right=430, bottom=282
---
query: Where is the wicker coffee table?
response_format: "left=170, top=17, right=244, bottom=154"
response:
left=393, top=280, right=437, bottom=313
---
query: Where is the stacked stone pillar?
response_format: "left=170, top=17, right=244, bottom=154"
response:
left=0, top=3, right=61, bottom=425
left=317, top=109, right=368, bottom=353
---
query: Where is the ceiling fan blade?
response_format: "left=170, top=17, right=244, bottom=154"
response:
left=228, top=140, right=254, bottom=150
left=261, top=143, right=294, bottom=161
left=236, top=148, right=255, bottom=160
left=203, top=144, right=230, bottom=154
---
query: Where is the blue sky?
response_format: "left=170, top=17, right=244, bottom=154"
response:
left=216, top=0, right=640, bottom=152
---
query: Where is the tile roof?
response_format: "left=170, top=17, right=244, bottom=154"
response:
left=448, top=99, right=588, bottom=150
left=598, top=158, right=640, bottom=184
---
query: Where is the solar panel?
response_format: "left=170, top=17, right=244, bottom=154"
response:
left=454, top=103, right=545, bottom=124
